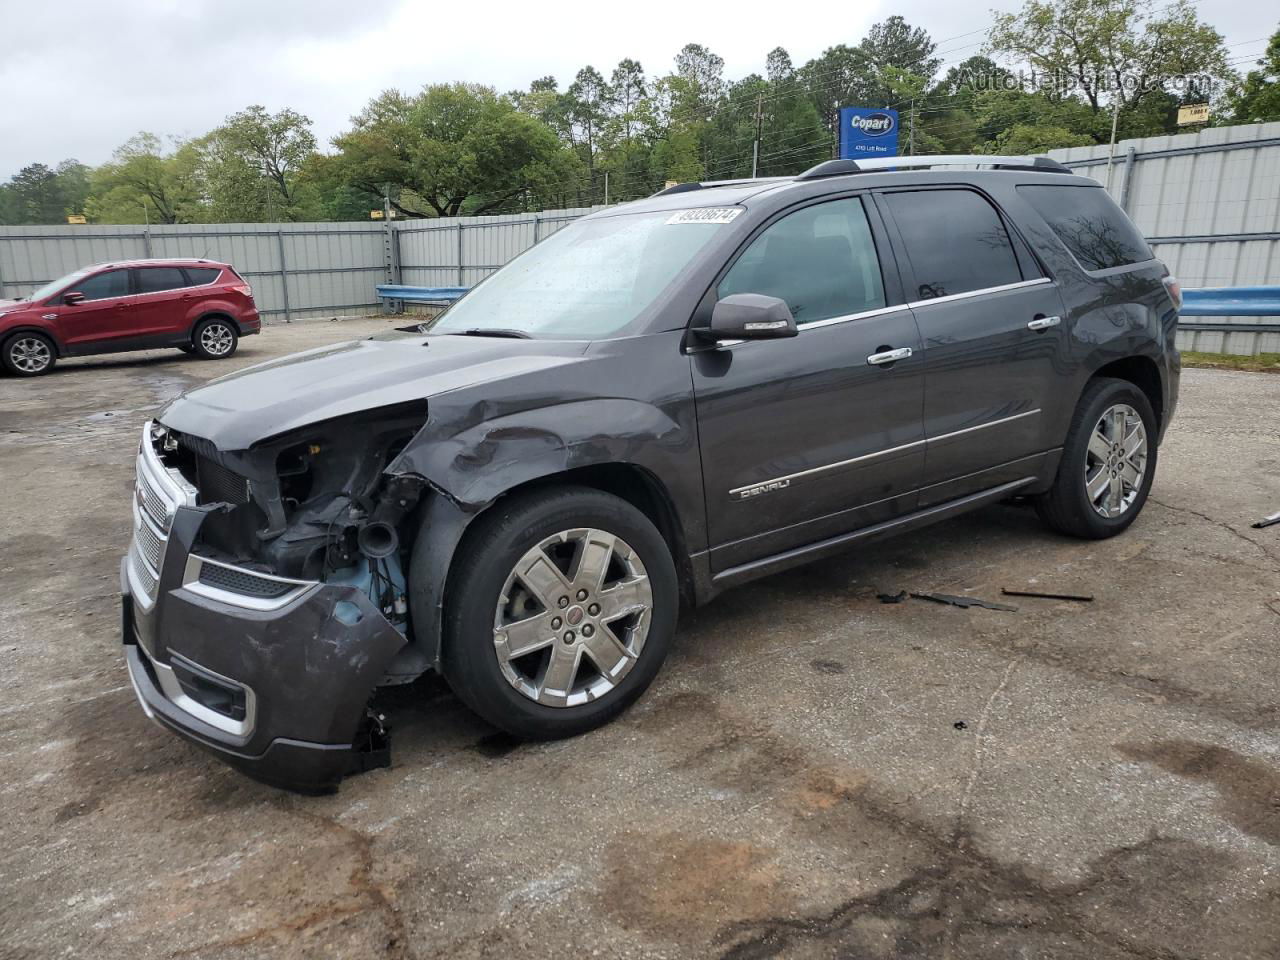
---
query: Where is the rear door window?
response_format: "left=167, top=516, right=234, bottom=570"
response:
left=135, top=267, right=189, bottom=294
left=72, top=269, right=129, bottom=301
left=1018, top=184, right=1153, bottom=271
left=184, top=267, right=221, bottom=285
left=718, top=196, right=887, bottom=326
left=882, top=190, right=1023, bottom=300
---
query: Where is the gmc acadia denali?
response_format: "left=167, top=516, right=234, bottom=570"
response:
left=121, top=156, right=1181, bottom=791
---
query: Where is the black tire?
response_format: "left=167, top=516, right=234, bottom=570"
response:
left=1035, top=377, right=1158, bottom=539
left=440, top=486, right=678, bottom=739
left=190, top=317, right=238, bottom=360
left=1, top=331, right=57, bottom=377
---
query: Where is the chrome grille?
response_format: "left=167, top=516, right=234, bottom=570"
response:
left=127, top=422, right=197, bottom=608
left=129, top=542, right=160, bottom=597
left=138, top=468, right=170, bottom=529
left=135, top=514, right=165, bottom=573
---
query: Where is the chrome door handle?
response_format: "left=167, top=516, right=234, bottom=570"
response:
left=1027, top=315, right=1061, bottom=331
left=867, top=347, right=913, bottom=366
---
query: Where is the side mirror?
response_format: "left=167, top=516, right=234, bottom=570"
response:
left=62, top=291, right=85, bottom=305
left=707, top=294, right=798, bottom=341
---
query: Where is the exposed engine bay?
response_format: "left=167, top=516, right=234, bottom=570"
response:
left=148, top=404, right=429, bottom=638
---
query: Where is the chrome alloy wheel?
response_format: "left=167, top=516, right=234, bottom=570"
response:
left=200, top=322, right=235, bottom=356
left=494, top=528, right=653, bottom=708
left=1085, top=403, right=1148, bottom=519
left=9, top=336, right=52, bottom=373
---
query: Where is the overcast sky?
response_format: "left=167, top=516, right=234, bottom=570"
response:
left=0, top=0, right=1263, bottom=179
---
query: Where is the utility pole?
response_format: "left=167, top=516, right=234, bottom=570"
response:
left=604, top=171, right=609, bottom=206
left=1103, top=96, right=1122, bottom=193
left=909, top=99, right=916, bottom=156
left=751, top=93, right=764, bottom=178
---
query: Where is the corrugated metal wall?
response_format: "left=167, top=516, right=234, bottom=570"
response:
left=395, top=208, right=595, bottom=288
left=0, top=222, right=389, bottom=320
left=0, top=210, right=597, bottom=322
left=5, top=126, right=1277, bottom=355
left=1051, top=122, right=1280, bottom=355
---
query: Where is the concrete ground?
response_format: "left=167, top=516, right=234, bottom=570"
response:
left=1, top=317, right=1278, bottom=960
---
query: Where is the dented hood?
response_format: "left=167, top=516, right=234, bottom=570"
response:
left=157, top=332, right=589, bottom=451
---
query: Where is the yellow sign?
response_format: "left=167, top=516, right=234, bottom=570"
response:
left=370, top=209, right=385, bottom=220
left=66, top=214, right=87, bottom=225
left=1177, top=104, right=1209, bottom=126
left=664, top=180, right=680, bottom=189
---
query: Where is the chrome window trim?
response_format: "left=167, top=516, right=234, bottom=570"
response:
left=709, top=278, right=1053, bottom=346
left=904, top=277, right=1052, bottom=309
left=181, top=554, right=319, bottom=612
left=728, top=409, right=1041, bottom=498
left=799, top=303, right=910, bottom=331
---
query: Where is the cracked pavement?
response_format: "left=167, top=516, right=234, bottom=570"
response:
left=1, top=319, right=1278, bottom=959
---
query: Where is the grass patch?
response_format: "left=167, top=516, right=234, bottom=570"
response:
left=1181, top=351, right=1280, bottom=374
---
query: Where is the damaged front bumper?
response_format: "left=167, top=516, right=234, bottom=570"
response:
left=121, top=431, right=406, bottom=793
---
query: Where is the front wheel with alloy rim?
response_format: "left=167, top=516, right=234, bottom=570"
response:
left=2, top=332, right=56, bottom=376
left=1036, top=377, right=1158, bottom=539
left=439, top=487, right=678, bottom=739
left=190, top=317, right=238, bottom=360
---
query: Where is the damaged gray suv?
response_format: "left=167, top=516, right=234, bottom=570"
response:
left=122, top=155, right=1181, bottom=791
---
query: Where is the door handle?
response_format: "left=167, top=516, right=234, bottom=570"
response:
left=1027, top=315, right=1061, bottom=331
left=867, top=347, right=913, bottom=366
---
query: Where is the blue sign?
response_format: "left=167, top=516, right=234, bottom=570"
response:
left=839, top=107, right=899, bottom=159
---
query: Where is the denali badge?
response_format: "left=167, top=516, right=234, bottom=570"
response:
left=733, top=478, right=791, bottom=500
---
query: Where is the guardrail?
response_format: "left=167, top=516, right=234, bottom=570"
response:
left=1178, top=286, right=1280, bottom=335
left=375, top=284, right=469, bottom=307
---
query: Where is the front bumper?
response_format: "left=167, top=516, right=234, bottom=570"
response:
left=121, top=427, right=406, bottom=792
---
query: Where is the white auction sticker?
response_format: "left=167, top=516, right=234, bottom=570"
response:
left=665, top=207, right=744, bottom=225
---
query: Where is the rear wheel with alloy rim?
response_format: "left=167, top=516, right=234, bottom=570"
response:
left=2, top=332, right=56, bottom=376
left=191, top=318, right=238, bottom=359
left=1036, top=377, right=1158, bottom=539
left=440, top=487, right=677, bottom=738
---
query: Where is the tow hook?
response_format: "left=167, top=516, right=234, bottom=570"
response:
left=347, top=707, right=391, bottom=776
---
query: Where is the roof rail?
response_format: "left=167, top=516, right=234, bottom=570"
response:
left=797, top=154, right=1072, bottom=179
left=651, top=175, right=790, bottom=197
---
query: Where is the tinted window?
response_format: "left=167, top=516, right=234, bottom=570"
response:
left=72, top=269, right=129, bottom=302
left=136, top=267, right=189, bottom=294
left=1018, top=184, right=1153, bottom=271
left=884, top=190, right=1022, bottom=300
left=185, top=267, right=221, bottom=284
left=718, top=197, right=886, bottom=325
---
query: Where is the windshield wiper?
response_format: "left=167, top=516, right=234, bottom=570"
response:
left=451, top=328, right=533, bottom=340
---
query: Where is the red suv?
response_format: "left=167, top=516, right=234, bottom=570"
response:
left=0, top=258, right=261, bottom=376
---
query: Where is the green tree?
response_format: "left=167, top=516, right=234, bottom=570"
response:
left=333, top=83, right=579, bottom=217
left=1228, top=25, right=1280, bottom=123
left=197, top=105, right=318, bottom=220
left=1, top=161, right=90, bottom=223
left=988, top=0, right=1234, bottom=114
left=85, top=133, right=202, bottom=223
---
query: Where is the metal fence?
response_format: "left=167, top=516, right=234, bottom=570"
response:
left=0, top=207, right=596, bottom=322
left=1051, top=121, right=1280, bottom=356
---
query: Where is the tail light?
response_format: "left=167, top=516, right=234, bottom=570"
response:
left=233, top=283, right=253, bottom=298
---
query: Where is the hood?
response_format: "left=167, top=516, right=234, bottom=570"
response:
left=158, top=332, right=589, bottom=451
left=0, top=299, right=28, bottom=312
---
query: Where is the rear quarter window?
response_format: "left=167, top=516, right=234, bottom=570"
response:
left=185, top=267, right=222, bottom=285
left=1017, top=184, right=1153, bottom=271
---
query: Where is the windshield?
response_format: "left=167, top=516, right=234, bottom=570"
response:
left=430, top=208, right=740, bottom=339
left=25, top=268, right=92, bottom=303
